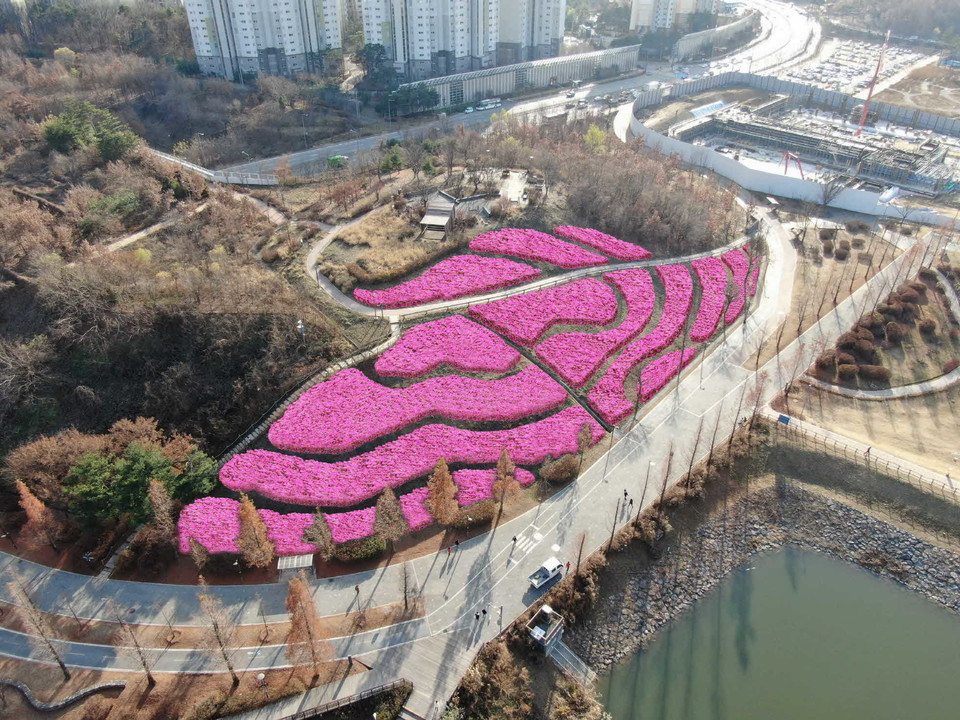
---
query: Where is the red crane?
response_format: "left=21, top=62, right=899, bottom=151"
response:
left=783, top=151, right=805, bottom=180
left=855, top=30, right=891, bottom=137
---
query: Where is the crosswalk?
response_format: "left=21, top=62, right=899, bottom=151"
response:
left=512, top=529, right=542, bottom=556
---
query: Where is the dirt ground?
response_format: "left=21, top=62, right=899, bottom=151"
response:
left=875, top=64, right=960, bottom=119
left=0, top=655, right=364, bottom=720
left=784, top=381, right=960, bottom=474
left=748, top=222, right=898, bottom=368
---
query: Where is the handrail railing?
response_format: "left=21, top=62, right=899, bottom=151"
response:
left=276, top=679, right=412, bottom=720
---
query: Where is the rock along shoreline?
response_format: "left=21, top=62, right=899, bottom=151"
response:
left=568, top=482, right=960, bottom=673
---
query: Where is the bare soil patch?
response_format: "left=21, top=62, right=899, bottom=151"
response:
left=783, top=381, right=960, bottom=475
left=875, top=64, right=960, bottom=118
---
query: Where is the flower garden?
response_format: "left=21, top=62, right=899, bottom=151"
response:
left=179, top=228, right=763, bottom=559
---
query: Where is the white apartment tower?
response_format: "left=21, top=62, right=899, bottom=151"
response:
left=363, top=0, right=500, bottom=80
left=497, top=0, right=566, bottom=65
left=185, top=0, right=343, bottom=79
left=630, top=0, right=708, bottom=33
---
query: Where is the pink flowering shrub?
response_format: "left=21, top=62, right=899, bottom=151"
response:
left=588, top=264, right=694, bottom=423
left=453, top=468, right=536, bottom=506
left=375, top=315, right=520, bottom=376
left=469, top=278, right=618, bottom=346
left=722, top=248, right=749, bottom=324
left=690, top=257, right=729, bottom=342
left=178, top=487, right=436, bottom=554
left=221, top=407, right=605, bottom=507
left=638, top=348, right=697, bottom=402
left=552, top=226, right=652, bottom=261
left=353, top=255, right=540, bottom=309
left=269, top=366, right=567, bottom=454
left=536, top=269, right=656, bottom=387
left=470, top=228, right=607, bottom=269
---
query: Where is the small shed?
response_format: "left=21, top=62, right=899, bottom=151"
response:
left=277, top=553, right=315, bottom=579
left=420, top=195, right=454, bottom=234
left=526, top=604, right=565, bottom=649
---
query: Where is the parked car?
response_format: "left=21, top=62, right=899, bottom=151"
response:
left=529, top=557, right=564, bottom=589
left=465, top=106, right=475, bottom=113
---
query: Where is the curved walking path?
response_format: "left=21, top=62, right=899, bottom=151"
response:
left=1, top=158, right=944, bottom=718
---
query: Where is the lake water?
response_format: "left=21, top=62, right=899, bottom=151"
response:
left=598, top=547, right=960, bottom=720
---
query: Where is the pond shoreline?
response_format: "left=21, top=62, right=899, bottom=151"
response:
left=568, top=481, right=960, bottom=673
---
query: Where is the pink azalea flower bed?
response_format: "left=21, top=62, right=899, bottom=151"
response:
left=588, top=264, right=694, bottom=423
left=552, top=226, right=652, bottom=261
left=721, top=249, right=749, bottom=324
left=470, top=228, right=607, bottom=269
left=178, top=488, right=434, bottom=555
left=353, top=255, right=540, bottom=309
left=374, top=315, right=520, bottom=376
left=469, top=278, right=618, bottom=346
left=535, top=269, right=656, bottom=387
left=268, top=366, right=567, bottom=454
left=221, top=407, right=605, bottom=507
left=690, top=257, right=729, bottom=342
left=454, top=468, right=536, bottom=506
left=638, top=348, right=697, bottom=402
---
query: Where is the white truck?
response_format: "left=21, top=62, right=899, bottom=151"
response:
left=529, top=556, right=564, bottom=589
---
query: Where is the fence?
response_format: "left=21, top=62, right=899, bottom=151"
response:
left=768, top=415, right=960, bottom=506
left=274, top=679, right=412, bottom=720
left=149, top=149, right=280, bottom=186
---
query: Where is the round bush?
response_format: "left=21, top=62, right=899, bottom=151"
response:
left=837, top=332, right=859, bottom=350
left=858, top=312, right=884, bottom=330
left=822, top=240, right=835, bottom=255
left=885, top=322, right=904, bottom=343
left=853, top=338, right=875, bottom=359
left=837, top=351, right=856, bottom=365
left=858, top=364, right=891, bottom=381
left=837, top=364, right=859, bottom=379
left=820, top=228, right=837, bottom=241
left=897, top=288, right=920, bottom=304
left=919, top=318, right=938, bottom=335
left=815, top=351, right=837, bottom=369
left=839, top=239, right=851, bottom=250
left=855, top=327, right=875, bottom=341
left=918, top=267, right=937, bottom=280
left=834, top=247, right=850, bottom=261
left=908, top=281, right=927, bottom=294
left=943, top=359, right=960, bottom=374
left=334, top=535, right=386, bottom=563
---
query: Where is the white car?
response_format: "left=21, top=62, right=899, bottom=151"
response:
left=464, top=106, right=474, bottom=113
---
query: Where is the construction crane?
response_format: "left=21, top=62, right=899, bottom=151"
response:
left=783, top=151, right=805, bottom=180
left=855, top=30, right=891, bottom=137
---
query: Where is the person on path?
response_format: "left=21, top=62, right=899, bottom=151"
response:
left=629, top=498, right=634, bottom=508
left=481, top=608, right=487, bottom=618
left=455, top=540, right=460, bottom=551
left=512, top=536, right=517, bottom=543
left=865, top=447, right=871, bottom=455
left=565, top=561, right=570, bottom=572
left=447, top=546, right=452, bottom=555
left=623, top=489, right=628, bottom=499
left=475, top=611, right=480, bottom=621
left=354, top=585, right=359, bottom=595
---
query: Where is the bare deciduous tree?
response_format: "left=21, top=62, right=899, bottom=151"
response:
left=285, top=571, right=329, bottom=678
left=492, top=448, right=520, bottom=515
left=303, top=508, right=335, bottom=561
left=8, top=571, right=70, bottom=680
left=198, top=577, right=239, bottom=685
left=373, top=487, right=408, bottom=553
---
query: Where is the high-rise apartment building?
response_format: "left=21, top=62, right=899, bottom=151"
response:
left=185, top=0, right=343, bottom=79
left=497, top=0, right=566, bottom=65
left=363, top=0, right=501, bottom=80
left=630, top=0, right=715, bottom=33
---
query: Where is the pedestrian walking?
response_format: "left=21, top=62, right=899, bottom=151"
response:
left=447, top=546, right=452, bottom=555
left=623, top=489, right=628, bottom=499
left=481, top=608, right=487, bottom=618
left=629, top=498, right=634, bottom=508
left=565, top=561, right=570, bottom=572
left=865, top=446, right=871, bottom=455
left=455, top=540, right=460, bottom=550
left=354, top=584, right=359, bottom=595
left=512, top=536, right=517, bottom=543
left=475, top=611, right=480, bottom=621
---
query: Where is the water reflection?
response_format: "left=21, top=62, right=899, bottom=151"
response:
left=598, top=548, right=960, bottom=720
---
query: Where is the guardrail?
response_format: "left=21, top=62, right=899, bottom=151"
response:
left=150, top=149, right=280, bottom=186
left=275, top=679, right=412, bottom=720
left=768, top=415, right=960, bottom=505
